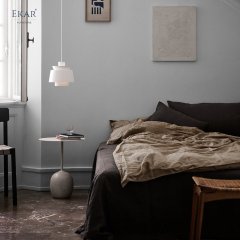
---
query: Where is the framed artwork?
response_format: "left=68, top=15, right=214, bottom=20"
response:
left=152, top=6, right=197, bottom=61
left=85, top=0, right=111, bottom=22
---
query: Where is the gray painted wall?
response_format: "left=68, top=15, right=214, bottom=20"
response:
left=22, top=0, right=42, bottom=189
left=40, top=0, right=240, bottom=188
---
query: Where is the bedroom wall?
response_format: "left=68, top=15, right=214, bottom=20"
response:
left=41, top=0, right=240, bottom=189
left=21, top=0, right=43, bottom=190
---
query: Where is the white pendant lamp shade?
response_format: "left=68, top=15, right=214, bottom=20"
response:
left=49, top=0, right=74, bottom=87
left=49, top=62, right=74, bottom=86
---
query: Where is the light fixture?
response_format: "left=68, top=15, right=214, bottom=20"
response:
left=49, top=0, right=74, bottom=86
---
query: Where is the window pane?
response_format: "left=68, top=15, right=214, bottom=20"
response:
left=0, top=1, right=4, bottom=24
left=0, top=62, right=4, bottom=96
left=0, top=27, right=4, bottom=60
left=0, top=0, right=26, bottom=102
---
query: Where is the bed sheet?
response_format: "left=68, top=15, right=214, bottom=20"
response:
left=76, top=142, right=240, bottom=240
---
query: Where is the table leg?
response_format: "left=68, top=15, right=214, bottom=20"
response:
left=60, top=141, right=64, bottom=171
left=50, top=140, right=73, bottom=199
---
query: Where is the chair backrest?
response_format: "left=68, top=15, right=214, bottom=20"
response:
left=0, top=108, right=9, bottom=145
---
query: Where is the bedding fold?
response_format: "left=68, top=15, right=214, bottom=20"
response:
left=112, top=121, right=240, bottom=186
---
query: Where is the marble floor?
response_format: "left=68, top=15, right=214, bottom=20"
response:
left=0, top=191, right=234, bottom=240
left=0, top=190, right=88, bottom=240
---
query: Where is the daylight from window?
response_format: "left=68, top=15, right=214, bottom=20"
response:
left=0, top=0, right=21, bottom=102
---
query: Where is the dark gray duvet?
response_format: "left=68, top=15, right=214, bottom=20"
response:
left=76, top=143, right=240, bottom=240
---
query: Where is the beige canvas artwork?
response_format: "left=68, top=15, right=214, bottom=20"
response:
left=152, top=6, right=197, bottom=61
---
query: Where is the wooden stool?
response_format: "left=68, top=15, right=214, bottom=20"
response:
left=190, top=176, right=240, bottom=240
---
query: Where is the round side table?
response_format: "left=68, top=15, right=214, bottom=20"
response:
left=39, top=137, right=84, bottom=199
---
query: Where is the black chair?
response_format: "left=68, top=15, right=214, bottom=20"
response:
left=0, top=108, right=17, bottom=206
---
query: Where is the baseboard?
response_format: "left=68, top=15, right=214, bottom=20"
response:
left=0, top=166, right=92, bottom=192
left=0, top=184, right=90, bottom=192
left=18, top=184, right=90, bottom=191
left=0, top=185, right=90, bottom=192
left=21, top=166, right=92, bottom=173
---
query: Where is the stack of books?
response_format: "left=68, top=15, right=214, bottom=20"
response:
left=56, top=133, right=85, bottom=140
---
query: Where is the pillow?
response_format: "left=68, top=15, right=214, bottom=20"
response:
left=147, top=102, right=208, bottom=130
left=107, top=119, right=143, bottom=144
left=109, top=118, right=146, bottom=131
left=168, top=101, right=240, bottom=136
left=109, top=120, right=133, bottom=131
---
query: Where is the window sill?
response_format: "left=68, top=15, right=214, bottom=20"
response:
left=0, top=100, right=26, bottom=108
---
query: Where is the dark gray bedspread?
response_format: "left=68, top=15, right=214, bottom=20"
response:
left=76, top=143, right=240, bottom=240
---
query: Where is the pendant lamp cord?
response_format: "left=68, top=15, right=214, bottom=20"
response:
left=61, top=0, right=63, bottom=62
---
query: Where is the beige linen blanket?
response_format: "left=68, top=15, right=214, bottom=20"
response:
left=111, top=121, right=240, bottom=187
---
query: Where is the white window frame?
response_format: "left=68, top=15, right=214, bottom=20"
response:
left=21, top=0, right=28, bottom=102
left=0, top=0, right=28, bottom=103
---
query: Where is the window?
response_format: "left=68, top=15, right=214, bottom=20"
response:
left=0, top=0, right=27, bottom=103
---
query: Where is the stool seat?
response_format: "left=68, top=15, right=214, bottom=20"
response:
left=0, top=145, right=13, bottom=155
left=190, top=176, right=240, bottom=240
left=193, top=176, right=240, bottom=192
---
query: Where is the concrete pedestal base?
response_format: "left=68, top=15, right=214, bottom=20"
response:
left=50, top=170, right=73, bottom=199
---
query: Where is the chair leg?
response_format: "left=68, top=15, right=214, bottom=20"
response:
left=4, top=155, right=8, bottom=197
left=190, top=185, right=199, bottom=240
left=195, top=193, right=205, bottom=240
left=11, top=149, right=17, bottom=206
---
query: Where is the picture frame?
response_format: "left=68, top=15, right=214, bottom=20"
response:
left=152, top=6, right=197, bottom=61
left=85, top=0, right=111, bottom=22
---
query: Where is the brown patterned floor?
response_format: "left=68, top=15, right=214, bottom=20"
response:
left=0, top=191, right=232, bottom=240
left=0, top=190, right=88, bottom=240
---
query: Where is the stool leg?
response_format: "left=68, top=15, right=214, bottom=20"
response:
left=190, top=185, right=199, bottom=240
left=4, top=155, right=8, bottom=197
left=195, top=193, right=205, bottom=240
left=11, top=149, right=17, bottom=206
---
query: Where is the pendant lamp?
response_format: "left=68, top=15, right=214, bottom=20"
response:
left=49, top=0, right=74, bottom=86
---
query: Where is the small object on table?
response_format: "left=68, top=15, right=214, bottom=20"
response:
left=56, top=132, right=85, bottom=140
left=39, top=136, right=85, bottom=199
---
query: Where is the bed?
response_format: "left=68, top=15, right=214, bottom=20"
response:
left=76, top=101, right=240, bottom=240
